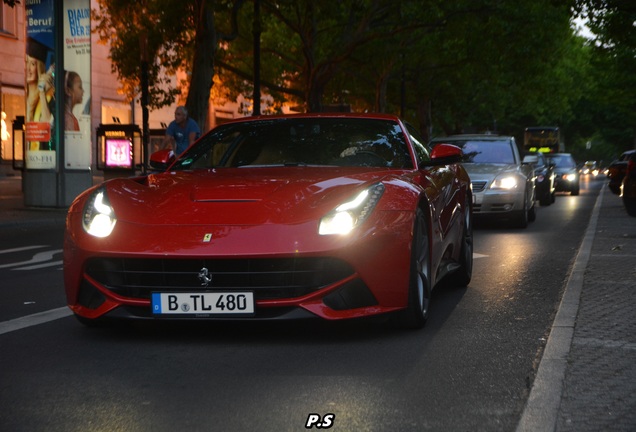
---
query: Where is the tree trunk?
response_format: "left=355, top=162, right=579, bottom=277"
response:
left=185, top=1, right=217, bottom=133
left=375, top=73, right=390, bottom=113
left=417, top=98, right=433, bottom=142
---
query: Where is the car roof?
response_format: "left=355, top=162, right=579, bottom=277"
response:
left=216, top=112, right=403, bottom=126
left=429, top=134, right=514, bottom=142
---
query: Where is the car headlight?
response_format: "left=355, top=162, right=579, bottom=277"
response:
left=490, top=176, right=518, bottom=190
left=82, top=187, right=117, bottom=238
left=565, top=173, right=577, bottom=182
left=319, top=183, right=385, bottom=235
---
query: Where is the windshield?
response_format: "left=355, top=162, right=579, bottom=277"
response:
left=170, top=118, right=414, bottom=170
left=436, top=139, right=515, bottom=164
left=547, top=154, right=576, bottom=168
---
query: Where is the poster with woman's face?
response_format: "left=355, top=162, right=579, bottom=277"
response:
left=25, top=0, right=92, bottom=171
left=63, top=0, right=92, bottom=170
left=25, top=1, right=56, bottom=169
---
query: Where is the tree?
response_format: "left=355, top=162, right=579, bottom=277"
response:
left=573, top=0, right=636, bottom=150
left=413, top=1, right=582, bottom=137
left=93, top=0, right=244, bottom=131
left=218, top=0, right=448, bottom=113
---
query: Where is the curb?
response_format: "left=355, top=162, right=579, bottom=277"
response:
left=516, top=187, right=604, bottom=432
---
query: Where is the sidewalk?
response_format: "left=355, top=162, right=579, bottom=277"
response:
left=1, top=166, right=635, bottom=431
left=0, top=165, right=68, bottom=227
left=518, top=187, right=636, bottom=431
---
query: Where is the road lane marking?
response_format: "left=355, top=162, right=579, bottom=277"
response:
left=0, top=245, right=47, bottom=255
left=0, top=307, right=72, bottom=335
left=0, top=249, right=63, bottom=269
left=0, top=251, right=489, bottom=336
left=15, top=260, right=64, bottom=270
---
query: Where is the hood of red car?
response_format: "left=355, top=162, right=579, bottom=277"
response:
left=104, top=167, right=397, bottom=225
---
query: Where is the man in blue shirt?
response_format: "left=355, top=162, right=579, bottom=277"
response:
left=163, top=106, right=201, bottom=155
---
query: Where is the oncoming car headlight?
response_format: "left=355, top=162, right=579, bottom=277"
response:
left=490, top=176, right=518, bottom=190
left=319, top=183, right=385, bottom=235
left=565, top=173, right=577, bottom=182
left=82, top=187, right=117, bottom=238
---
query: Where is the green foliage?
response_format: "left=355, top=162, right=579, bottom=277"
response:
left=93, top=0, right=634, bottom=157
left=571, top=0, right=636, bottom=153
left=93, top=0, right=191, bottom=109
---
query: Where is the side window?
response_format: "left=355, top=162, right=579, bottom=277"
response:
left=405, top=123, right=430, bottom=165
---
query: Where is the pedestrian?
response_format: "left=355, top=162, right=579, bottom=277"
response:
left=163, top=106, right=200, bottom=156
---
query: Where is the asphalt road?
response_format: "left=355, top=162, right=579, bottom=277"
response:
left=0, top=176, right=603, bottom=432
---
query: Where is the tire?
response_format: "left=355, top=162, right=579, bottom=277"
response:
left=528, top=201, right=536, bottom=222
left=512, top=193, right=529, bottom=228
left=623, top=196, right=636, bottom=217
left=397, top=209, right=431, bottom=329
left=446, top=196, right=473, bottom=287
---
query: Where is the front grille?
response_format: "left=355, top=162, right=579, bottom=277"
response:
left=490, top=203, right=515, bottom=212
left=471, top=181, right=488, bottom=192
left=85, top=257, right=355, bottom=301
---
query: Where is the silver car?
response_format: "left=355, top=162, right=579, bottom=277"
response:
left=430, top=134, right=536, bottom=228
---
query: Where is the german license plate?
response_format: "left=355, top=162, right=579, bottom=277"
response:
left=151, top=292, right=255, bottom=316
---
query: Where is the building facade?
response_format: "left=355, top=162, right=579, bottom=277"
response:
left=0, top=0, right=249, bottom=172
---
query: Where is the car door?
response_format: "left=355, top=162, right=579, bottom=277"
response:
left=406, top=125, right=460, bottom=239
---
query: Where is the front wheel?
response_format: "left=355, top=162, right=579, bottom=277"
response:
left=445, top=196, right=473, bottom=287
left=512, top=193, right=529, bottom=228
left=528, top=202, right=536, bottom=222
left=623, top=195, right=636, bottom=217
left=397, top=209, right=431, bottom=329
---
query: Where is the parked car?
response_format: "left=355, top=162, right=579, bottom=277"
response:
left=621, top=150, right=636, bottom=217
left=546, top=153, right=580, bottom=195
left=607, top=150, right=636, bottom=195
left=523, top=152, right=556, bottom=206
left=64, top=113, right=473, bottom=330
left=429, top=134, right=536, bottom=228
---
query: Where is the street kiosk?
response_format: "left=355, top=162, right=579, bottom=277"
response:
left=96, top=124, right=142, bottom=179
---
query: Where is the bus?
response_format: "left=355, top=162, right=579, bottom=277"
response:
left=523, top=126, right=564, bottom=153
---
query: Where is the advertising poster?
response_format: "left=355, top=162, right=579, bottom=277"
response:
left=25, top=0, right=56, bottom=169
left=63, top=0, right=91, bottom=170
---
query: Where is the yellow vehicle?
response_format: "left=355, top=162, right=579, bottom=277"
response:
left=524, top=126, right=564, bottom=154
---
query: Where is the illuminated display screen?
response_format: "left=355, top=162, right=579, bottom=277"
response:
left=105, top=139, right=132, bottom=168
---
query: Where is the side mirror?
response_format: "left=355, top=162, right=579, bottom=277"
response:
left=149, top=149, right=175, bottom=171
left=429, top=143, right=462, bottom=165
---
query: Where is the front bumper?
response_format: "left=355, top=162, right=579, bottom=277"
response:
left=64, top=211, right=414, bottom=322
